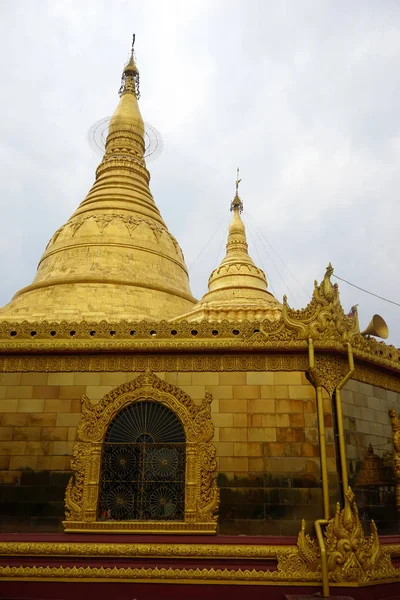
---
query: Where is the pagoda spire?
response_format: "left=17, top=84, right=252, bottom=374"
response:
left=176, top=174, right=282, bottom=322
left=0, top=38, right=196, bottom=322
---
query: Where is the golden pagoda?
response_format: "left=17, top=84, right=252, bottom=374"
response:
left=1, top=39, right=400, bottom=599
left=0, top=40, right=196, bottom=322
left=177, top=172, right=282, bottom=322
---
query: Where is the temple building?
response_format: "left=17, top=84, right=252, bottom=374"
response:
left=2, top=40, right=400, bottom=599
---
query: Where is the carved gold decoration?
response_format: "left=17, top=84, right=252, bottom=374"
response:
left=282, top=264, right=359, bottom=343
left=314, top=354, right=348, bottom=396
left=389, top=409, right=400, bottom=510
left=0, top=541, right=294, bottom=559
left=64, top=369, right=219, bottom=534
left=283, top=488, right=399, bottom=584
left=0, top=564, right=319, bottom=584
left=0, top=352, right=309, bottom=373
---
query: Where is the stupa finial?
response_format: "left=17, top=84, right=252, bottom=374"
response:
left=230, top=167, right=243, bottom=213
left=119, top=34, right=140, bottom=98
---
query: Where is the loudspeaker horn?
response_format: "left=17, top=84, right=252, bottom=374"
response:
left=361, top=314, right=389, bottom=340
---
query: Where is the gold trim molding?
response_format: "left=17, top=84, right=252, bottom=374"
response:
left=64, top=370, right=219, bottom=534
left=1, top=352, right=400, bottom=393
left=0, top=541, right=293, bottom=559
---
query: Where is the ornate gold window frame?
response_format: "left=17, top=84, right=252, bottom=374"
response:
left=63, top=370, right=219, bottom=534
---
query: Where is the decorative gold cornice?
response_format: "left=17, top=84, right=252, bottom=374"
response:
left=0, top=541, right=293, bottom=559
left=0, top=564, right=321, bottom=584
left=0, top=353, right=309, bottom=373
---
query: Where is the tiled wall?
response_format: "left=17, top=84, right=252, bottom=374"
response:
left=0, top=370, right=337, bottom=534
left=341, top=379, right=400, bottom=533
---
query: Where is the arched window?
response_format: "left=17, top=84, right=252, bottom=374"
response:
left=98, top=401, right=186, bottom=521
left=64, top=370, right=219, bottom=534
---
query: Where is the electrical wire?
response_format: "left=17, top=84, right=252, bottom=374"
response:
left=243, top=215, right=276, bottom=297
left=188, top=214, right=228, bottom=271
left=333, top=274, right=400, bottom=308
left=243, top=214, right=297, bottom=305
left=245, top=210, right=311, bottom=300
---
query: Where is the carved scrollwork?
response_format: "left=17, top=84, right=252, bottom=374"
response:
left=64, top=369, right=219, bottom=534
left=314, top=354, right=348, bottom=396
left=282, top=264, right=359, bottom=343
left=281, top=488, right=398, bottom=584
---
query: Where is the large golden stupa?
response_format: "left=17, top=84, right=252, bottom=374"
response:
left=1, top=40, right=400, bottom=599
left=0, top=48, right=196, bottom=322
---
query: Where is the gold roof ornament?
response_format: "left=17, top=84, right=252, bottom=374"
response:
left=0, top=36, right=196, bottom=322
left=177, top=170, right=282, bottom=322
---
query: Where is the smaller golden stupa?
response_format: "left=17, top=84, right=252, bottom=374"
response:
left=178, top=171, right=282, bottom=322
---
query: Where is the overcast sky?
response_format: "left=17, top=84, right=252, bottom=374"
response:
left=0, top=0, right=400, bottom=343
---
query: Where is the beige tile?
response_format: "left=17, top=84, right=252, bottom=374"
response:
left=0, top=427, right=13, bottom=441
left=85, top=385, right=116, bottom=400
left=0, top=399, right=18, bottom=412
left=211, top=398, right=219, bottom=414
left=99, top=373, right=128, bottom=386
left=48, top=373, right=75, bottom=386
left=249, top=457, right=264, bottom=471
left=0, top=456, right=10, bottom=469
left=212, top=413, right=234, bottom=428
left=37, top=456, right=53, bottom=470
left=53, top=441, right=75, bottom=455
left=1, top=413, right=29, bottom=426
left=56, top=413, right=82, bottom=427
left=214, top=442, right=234, bottom=457
left=219, top=372, right=246, bottom=386
left=0, top=387, right=6, bottom=399
left=219, top=428, right=247, bottom=442
left=44, top=399, right=72, bottom=413
left=233, top=442, right=248, bottom=456
left=74, top=373, right=101, bottom=386
left=219, top=456, right=248, bottom=472
left=207, top=386, right=233, bottom=399
left=41, top=427, right=69, bottom=441
left=50, top=456, right=67, bottom=470
left=246, top=372, right=274, bottom=386
left=248, top=399, right=276, bottom=413
left=59, top=386, right=87, bottom=399
left=288, top=386, right=315, bottom=399
left=180, top=385, right=206, bottom=400
left=6, top=386, right=34, bottom=399
left=17, top=399, right=44, bottom=413
left=9, top=456, right=38, bottom=470
left=68, top=427, right=77, bottom=442
left=0, top=441, right=25, bottom=455
left=0, top=374, right=22, bottom=386
left=219, top=399, right=247, bottom=413
left=32, top=386, right=60, bottom=399
left=248, top=427, right=276, bottom=442
left=192, top=373, right=219, bottom=386
left=177, top=373, right=192, bottom=386
left=233, top=385, right=260, bottom=399
left=233, top=413, right=247, bottom=427
left=13, top=427, right=41, bottom=441
left=29, top=413, right=57, bottom=427
left=274, top=372, right=302, bottom=385
left=21, top=373, right=48, bottom=385
left=25, top=441, right=51, bottom=455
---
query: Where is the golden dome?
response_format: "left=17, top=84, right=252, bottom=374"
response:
left=0, top=43, right=196, bottom=322
left=177, top=182, right=282, bottom=322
